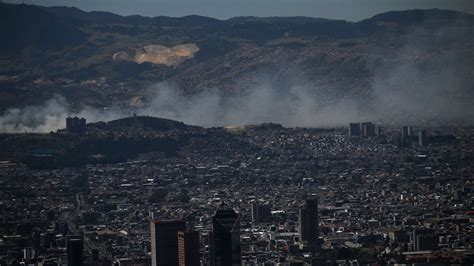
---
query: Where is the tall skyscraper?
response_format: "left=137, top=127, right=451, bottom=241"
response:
left=66, top=235, right=84, bottom=266
left=178, top=230, right=200, bottom=266
left=375, top=125, right=382, bottom=136
left=298, top=196, right=319, bottom=247
left=402, top=126, right=413, bottom=138
left=349, top=123, right=361, bottom=136
left=210, top=204, right=241, bottom=266
left=411, top=228, right=436, bottom=251
left=361, top=122, right=376, bottom=137
left=151, top=220, right=186, bottom=266
left=251, top=201, right=272, bottom=223
left=66, top=116, right=87, bottom=133
left=418, top=130, right=427, bottom=146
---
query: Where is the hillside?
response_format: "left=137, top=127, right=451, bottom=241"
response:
left=0, top=3, right=473, bottom=126
left=88, top=115, right=203, bottom=132
left=0, top=116, right=208, bottom=167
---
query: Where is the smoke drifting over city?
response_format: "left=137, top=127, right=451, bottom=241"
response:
left=1, top=60, right=472, bottom=133
left=1, top=27, right=473, bottom=133
left=2, top=2, right=474, bottom=264
left=1, top=82, right=364, bottom=133
left=0, top=73, right=473, bottom=133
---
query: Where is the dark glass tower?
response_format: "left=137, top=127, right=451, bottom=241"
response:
left=210, top=204, right=241, bottom=266
left=178, top=230, right=200, bottom=266
left=66, top=235, right=84, bottom=266
left=151, top=219, right=186, bottom=266
left=298, top=196, right=319, bottom=247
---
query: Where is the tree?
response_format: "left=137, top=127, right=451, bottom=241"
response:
left=179, top=188, right=190, bottom=203
left=150, top=188, right=168, bottom=203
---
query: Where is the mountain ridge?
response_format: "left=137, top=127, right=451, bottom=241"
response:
left=0, top=3, right=473, bottom=127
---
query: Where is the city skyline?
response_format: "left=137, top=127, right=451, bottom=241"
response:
left=0, top=0, right=473, bottom=264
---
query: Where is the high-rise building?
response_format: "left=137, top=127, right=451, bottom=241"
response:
left=298, top=196, right=319, bottom=247
left=177, top=230, right=200, bottom=266
left=418, top=130, right=427, bottom=146
left=66, top=116, right=87, bottom=133
left=210, top=204, right=241, bottom=266
left=151, top=219, right=186, bottom=266
left=361, top=122, right=376, bottom=137
left=416, top=234, right=439, bottom=251
left=375, top=125, right=382, bottom=136
left=349, top=123, right=361, bottom=136
left=22, top=247, right=35, bottom=260
left=55, top=220, right=69, bottom=236
left=411, top=228, right=436, bottom=251
left=251, top=201, right=272, bottom=223
left=402, top=126, right=412, bottom=138
left=66, top=235, right=84, bottom=266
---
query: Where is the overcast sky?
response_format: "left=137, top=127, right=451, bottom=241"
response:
left=4, top=0, right=474, bottom=21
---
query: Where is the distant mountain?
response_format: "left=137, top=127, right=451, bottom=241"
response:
left=0, top=3, right=86, bottom=52
left=227, top=16, right=331, bottom=24
left=41, top=5, right=225, bottom=27
left=361, top=9, right=474, bottom=26
left=40, top=5, right=139, bottom=25
left=2, top=3, right=472, bottom=52
left=0, top=115, right=198, bottom=167
left=0, top=2, right=473, bottom=125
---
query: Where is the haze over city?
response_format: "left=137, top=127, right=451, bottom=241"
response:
left=0, top=0, right=473, bottom=265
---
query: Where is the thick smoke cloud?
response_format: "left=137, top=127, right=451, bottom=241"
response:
left=369, top=22, right=474, bottom=126
left=1, top=22, right=473, bottom=132
left=142, top=82, right=365, bottom=128
left=0, top=58, right=472, bottom=133
left=371, top=50, right=474, bottom=125
left=0, top=97, right=124, bottom=133
left=0, top=97, right=72, bottom=133
left=0, top=80, right=368, bottom=133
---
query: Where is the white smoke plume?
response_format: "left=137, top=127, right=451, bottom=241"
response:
left=0, top=57, right=473, bottom=133
left=0, top=96, right=124, bottom=133
left=0, top=80, right=369, bottom=133
left=0, top=67, right=471, bottom=133
left=368, top=20, right=474, bottom=126
left=142, top=82, right=366, bottom=128
left=0, top=97, right=70, bottom=133
left=1, top=21, right=473, bottom=132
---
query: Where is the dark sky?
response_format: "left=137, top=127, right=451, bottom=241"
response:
left=4, top=0, right=474, bottom=20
